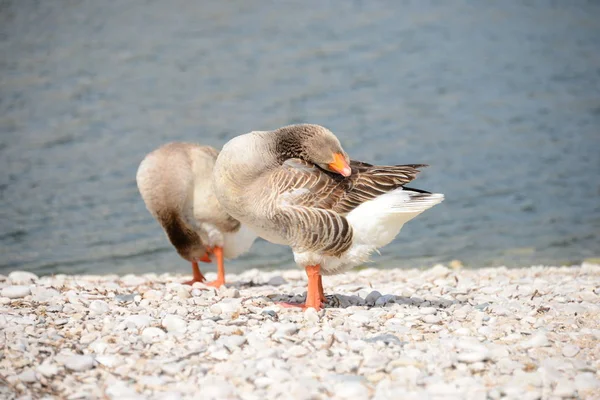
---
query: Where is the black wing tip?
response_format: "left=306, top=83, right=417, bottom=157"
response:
left=402, top=186, right=432, bottom=194
left=399, top=163, right=429, bottom=169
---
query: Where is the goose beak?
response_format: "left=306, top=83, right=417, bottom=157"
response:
left=199, top=252, right=212, bottom=263
left=328, top=153, right=352, bottom=177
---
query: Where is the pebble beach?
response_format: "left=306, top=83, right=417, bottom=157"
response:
left=1, top=263, right=599, bottom=400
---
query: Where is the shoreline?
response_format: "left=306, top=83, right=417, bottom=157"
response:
left=1, top=263, right=599, bottom=399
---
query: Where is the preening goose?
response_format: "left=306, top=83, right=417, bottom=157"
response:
left=212, top=124, right=444, bottom=310
left=136, top=142, right=257, bottom=287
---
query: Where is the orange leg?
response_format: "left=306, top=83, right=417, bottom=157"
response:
left=182, top=261, right=206, bottom=285
left=206, top=246, right=225, bottom=288
left=318, top=274, right=326, bottom=303
left=278, top=265, right=324, bottom=311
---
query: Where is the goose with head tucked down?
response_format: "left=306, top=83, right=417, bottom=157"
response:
left=212, top=124, right=444, bottom=310
left=136, top=142, right=257, bottom=287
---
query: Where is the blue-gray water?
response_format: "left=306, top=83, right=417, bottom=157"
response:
left=1, top=1, right=599, bottom=277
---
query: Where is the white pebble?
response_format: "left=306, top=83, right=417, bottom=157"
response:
left=275, top=323, right=299, bottom=336
left=8, top=271, right=38, bottom=284
left=422, top=314, right=441, bottom=324
left=1, top=285, right=31, bottom=299
left=37, top=363, right=58, bottom=377
left=142, top=327, right=166, bottom=343
left=457, top=351, right=489, bottom=363
left=162, top=314, right=187, bottom=333
left=553, top=378, right=576, bottom=398
left=304, top=307, right=320, bottom=322
left=143, top=289, right=162, bottom=300
left=223, top=287, right=240, bottom=298
left=334, top=381, right=369, bottom=399
left=350, top=311, right=372, bottom=324
left=124, top=315, right=153, bottom=329
left=574, top=372, right=599, bottom=393
left=223, top=335, right=247, bottom=350
left=562, top=344, right=580, bottom=357
left=521, top=333, right=550, bottom=349
left=65, top=355, right=95, bottom=371
left=120, top=275, right=146, bottom=286
left=287, top=345, right=309, bottom=357
left=30, top=287, right=60, bottom=303
left=419, top=307, right=437, bottom=315
left=18, top=368, right=37, bottom=383
left=89, top=300, right=110, bottom=315
left=95, top=355, right=120, bottom=368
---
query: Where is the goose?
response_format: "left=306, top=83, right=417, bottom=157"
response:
left=136, top=142, right=257, bottom=287
left=212, top=124, right=444, bottom=310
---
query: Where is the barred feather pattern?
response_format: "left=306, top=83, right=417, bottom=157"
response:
left=263, top=158, right=427, bottom=256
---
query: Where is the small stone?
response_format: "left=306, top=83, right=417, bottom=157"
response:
left=365, top=291, right=382, bottom=306
left=89, top=300, right=110, bottom=315
left=304, top=307, right=319, bottom=322
left=223, top=335, right=246, bottom=350
left=175, top=287, right=190, bottom=299
left=161, top=314, right=187, bottom=333
left=419, top=307, right=437, bottom=315
left=350, top=311, right=372, bottom=324
left=553, top=378, right=576, bottom=398
left=422, top=314, right=441, bottom=324
left=161, top=363, right=183, bottom=376
left=261, top=310, right=278, bottom=320
left=575, top=372, right=599, bottom=393
left=427, top=264, right=451, bottom=279
left=18, top=368, right=37, bottom=383
left=254, top=377, right=272, bottom=389
left=267, top=276, right=287, bottom=286
left=1, top=285, right=31, bottom=299
left=210, top=299, right=242, bottom=314
left=562, top=344, right=580, bottom=358
left=364, top=334, right=404, bottom=346
left=37, top=363, right=58, bottom=377
left=95, top=355, right=120, bottom=368
left=105, top=381, right=141, bottom=399
left=115, top=294, right=136, bottom=303
left=223, top=288, right=240, bottom=298
left=375, top=294, right=396, bottom=307
left=142, top=327, right=166, bottom=343
left=30, top=287, right=60, bottom=303
left=470, top=362, right=486, bottom=372
left=120, top=275, right=146, bottom=286
left=124, top=315, right=153, bottom=329
left=65, top=355, right=95, bottom=371
left=457, top=351, right=489, bottom=363
left=275, top=323, right=298, bottom=336
left=143, top=290, right=162, bottom=300
left=334, top=381, right=369, bottom=399
left=521, top=333, right=550, bottom=349
left=287, top=345, right=309, bottom=357
left=8, top=271, right=38, bottom=284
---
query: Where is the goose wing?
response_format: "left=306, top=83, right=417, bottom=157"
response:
left=266, top=159, right=426, bottom=256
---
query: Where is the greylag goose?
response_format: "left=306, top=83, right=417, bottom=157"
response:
left=136, top=142, right=257, bottom=286
left=212, top=124, right=444, bottom=310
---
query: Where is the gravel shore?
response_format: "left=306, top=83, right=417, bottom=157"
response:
left=1, top=263, right=599, bottom=400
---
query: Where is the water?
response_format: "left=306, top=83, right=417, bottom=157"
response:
left=1, top=0, right=599, bottom=277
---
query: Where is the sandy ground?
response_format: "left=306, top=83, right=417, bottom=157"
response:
left=1, top=263, right=599, bottom=400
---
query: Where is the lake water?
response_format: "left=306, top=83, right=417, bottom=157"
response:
left=1, top=0, right=599, bottom=276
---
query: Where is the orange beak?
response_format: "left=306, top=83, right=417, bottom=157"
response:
left=328, top=153, right=352, bottom=177
left=199, top=252, right=211, bottom=263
